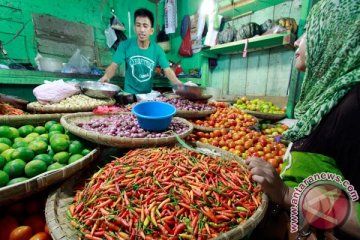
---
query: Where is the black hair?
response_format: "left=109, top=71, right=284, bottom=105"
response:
left=134, top=8, right=154, bottom=28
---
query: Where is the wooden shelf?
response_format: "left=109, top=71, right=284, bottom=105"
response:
left=203, top=31, right=295, bottom=56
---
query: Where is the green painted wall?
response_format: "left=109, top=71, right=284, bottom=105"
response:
left=0, top=0, right=157, bottom=67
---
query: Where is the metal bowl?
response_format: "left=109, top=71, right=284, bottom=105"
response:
left=79, top=81, right=121, bottom=99
left=173, top=84, right=206, bottom=100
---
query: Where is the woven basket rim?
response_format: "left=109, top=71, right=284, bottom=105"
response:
left=0, top=148, right=100, bottom=205
left=175, top=107, right=216, bottom=119
left=61, top=112, right=193, bottom=148
left=192, top=123, right=227, bottom=132
left=45, top=142, right=268, bottom=240
left=27, top=99, right=115, bottom=113
left=243, top=110, right=286, bottom=120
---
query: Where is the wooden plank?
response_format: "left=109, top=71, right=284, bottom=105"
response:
left=228, top=54, right=247, bottom=96
left=36, top=38, right=95, bottom=61
left=210, top=56, right=228, bottom=98
left=0, top=19, right=25, bottom=35
left=219, top=0, right=287, bottom=17
left=0, top=1, right=22, bottom=10
left=0, top=5, right=23, bottom=23
left=266, top=48, right=293, bottom=96
left=274, top=1, right=293, bottom=20
left=245, top=50, right=269, bottom=96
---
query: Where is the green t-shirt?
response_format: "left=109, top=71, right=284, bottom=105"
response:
left=112, top=38, right=170, bottom=94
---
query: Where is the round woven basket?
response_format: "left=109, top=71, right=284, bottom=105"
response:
left=0, top=148, right=100, bottom=206
left=192, top=123, right=226, bottom=132
left=60, top=112, right=193, bottom=148
left=176, top=108, right=216, bottom=119
left=243, top=110, right=286, bottom=121
left=27, top=99, right=115, bottom=113
left=0, top=113, right=63, bottom=127
left=45, top=142, right=268, bottom=240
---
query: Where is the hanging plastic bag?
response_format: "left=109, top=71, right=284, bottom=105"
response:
left=178, top=19, right=193, bottom=57
left=165, top=0, right=177, bottom=34
left=105, top=24, right=117, bottom=48
left=62, top=49, right=90, bottom=74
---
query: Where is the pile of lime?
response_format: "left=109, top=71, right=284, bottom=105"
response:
left=0, top=121, right=92, bottom=188
left=233, top=97, right=285, bottom=114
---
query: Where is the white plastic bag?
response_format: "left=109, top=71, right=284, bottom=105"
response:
left=105, top=24, right=117, bottom=48
left=63, top=49, right=90, bottom=74
left=33, top=79, right=80, bottom=104
left=136, top=90, right=161, bottom=101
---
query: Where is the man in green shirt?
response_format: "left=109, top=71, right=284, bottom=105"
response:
left=99, top=8, right=182, bottom=94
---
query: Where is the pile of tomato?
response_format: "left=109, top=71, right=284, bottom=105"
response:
left=0, top=193, right=52, bottom=240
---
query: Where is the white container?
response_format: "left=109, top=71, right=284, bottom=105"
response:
left=35, top=54, right=63, bottom=72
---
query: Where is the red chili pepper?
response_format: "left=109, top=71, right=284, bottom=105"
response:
left=173, top=223, right=186, bottom=235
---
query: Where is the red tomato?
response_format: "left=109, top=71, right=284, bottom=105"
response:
left=9, top=226, right=33, bottom=240
left=268, top=158, right=280, bottom=168
left=29, top=232, right=50, bottom=240
left=0, top=215, right=19, bottom=240
left=23, top=214, right=46, bottom=234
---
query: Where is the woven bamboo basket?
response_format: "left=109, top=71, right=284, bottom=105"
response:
left=0, top=113, right=63, bottom=127
left=243, top=110, right=286, bottom=121
left=176, top=108, right=216, bottom=119
left=27, top=99, right=115, bottom=113
left=60, top=112, right=193, bottom=148
left=45, top=142, right=268, bottom=240
left=0, top=148, right=100, bottom=206
left=192, top=123, right=226, bottom=133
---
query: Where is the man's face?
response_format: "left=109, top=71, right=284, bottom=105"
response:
left=135, top=16, right=154, bottom=42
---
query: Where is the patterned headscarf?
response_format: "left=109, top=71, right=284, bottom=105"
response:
left=284, top=0, right=360, bottom=141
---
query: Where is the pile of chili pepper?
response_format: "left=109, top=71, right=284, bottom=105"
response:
left=69, top=147, right=262, bottom=240
left=0, top=103, right=25, bottom=115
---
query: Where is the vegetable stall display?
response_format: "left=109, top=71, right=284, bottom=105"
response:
left=69, top=147, right=264, bottom=240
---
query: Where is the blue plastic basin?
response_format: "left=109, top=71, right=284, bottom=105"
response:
left=132, top=101, right=176, bottom=131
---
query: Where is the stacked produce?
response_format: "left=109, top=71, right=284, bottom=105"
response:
left=0, top=194, right=51, bottom=240
left=69, top=147, right=262, bottom=239
left=0, top=121, right=91, bottom=187
left=27, top=94, right=114, bottom=111
left=259, top=122, right=289, bottom=137
left=0, top=103, right=26, bottom=115
left=155, top=96, right=214, bottom=112
left=188, top=127, right=285, bottom=173
left=77, top=115, right=190, bottom=138
left=233, top=97, right=285, bottom=114
left=92, top=105, right=130, bottom=115
left=192, top=105, right=257, bottom=129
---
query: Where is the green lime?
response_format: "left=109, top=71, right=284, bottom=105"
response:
left=25, top=160, right=47, bottom=178
left=7, top=177, right=29, bottom=186
left=53, top=152, right=70, bottom=164
left=26, top=132, right=40, bottom=139
left=68, top=154, right=83, bottom=164
left=34, top=126, right=46, bottom=135
left=69, top=141, right=83, bottom=155
left=49, top=124, right=65, bottom=133
left=0, top=155, right=6, bottom=169
left=40, top=133, right=49, bottom=139
left=11, top=147, right=35, bottom=162
left=49, top=133, right=69, bottom=143
left=0, top=126, right=12, bottom=139
left=47, top=162, right=66, bottom=172
left=0, top=137, right=12, bottom=146
left=14, top=137, right=26, bottom=143
left=33, top=154, right=53, bottom=166
left=0, top=170, right=9, bottom=187
left=0, top=143, right=10, bottom=153
left=9, top=127, right=19, bottom=139
left=47, top=147, right=55, bottom=156
left=45, top=120, right=58, bottom=131
left=28, top=140, right=48, bottom=155
left=18, top=125, right=34, bottom=137
left=50, top=138, right=69, bottom=153
left=3, top=159, right=26, bottom=178
left=1, top=148, right=15, bottom=161
left=34, top=136, right=48, bottom=144
left=12, top=141, right=28, bottom=149
left=81, top=148, right=91, bottom=156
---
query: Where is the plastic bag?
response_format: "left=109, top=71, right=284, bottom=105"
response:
left=33, top=79, right=80, bottom=104
left=136, top=90, right=161, bottom=101
left=262, top=25, right=287, bottom=35
left=62, top=49, right=90, bottom=74
left=179, top=21, right=193, bottom=57
left=105, top=24, right=117, bottom=48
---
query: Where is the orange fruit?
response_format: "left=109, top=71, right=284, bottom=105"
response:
left=29, top=232, right=50, bottom=240
left=23, top=214, right=46, bottom=234
left=0, top=215, right=19, bottom=240
left=9, top=226, right=33, bottom=240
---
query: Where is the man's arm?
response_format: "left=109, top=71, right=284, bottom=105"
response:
left=99, top=63, right=119, bottom=83
left=163, top=67, right=182, bottom=85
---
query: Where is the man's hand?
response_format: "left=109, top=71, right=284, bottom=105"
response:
left=98, top=76, right=109, bottom=83
left=245, top=157, right=290, bottom=207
